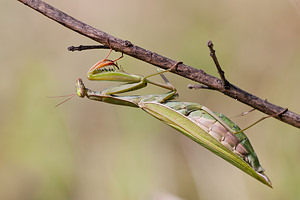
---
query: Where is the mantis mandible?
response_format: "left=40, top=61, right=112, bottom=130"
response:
left=75, top=50, right=272, bottom=187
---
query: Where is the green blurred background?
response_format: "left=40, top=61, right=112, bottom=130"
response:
left=2, top=0, right=300, bottom=199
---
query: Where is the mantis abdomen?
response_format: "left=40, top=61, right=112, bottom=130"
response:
left=163, top=101, right=263, bottom=172
left=141, top=101, right=271, bottom=186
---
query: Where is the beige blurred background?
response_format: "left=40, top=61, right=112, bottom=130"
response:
left=2, top=0, right=300, bottom=199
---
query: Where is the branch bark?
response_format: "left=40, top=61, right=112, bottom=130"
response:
left=17, top=0, right=300, bottom=129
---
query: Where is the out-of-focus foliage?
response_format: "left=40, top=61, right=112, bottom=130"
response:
left=1, top=0, right=300, bottom=199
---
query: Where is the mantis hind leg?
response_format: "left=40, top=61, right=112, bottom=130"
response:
left=233, top=108, right=288, bottom=134
left=201, top=106, right=288, bottom=135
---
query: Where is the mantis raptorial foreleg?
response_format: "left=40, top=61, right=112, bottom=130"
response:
left=88, top=54, right=181, bottom=96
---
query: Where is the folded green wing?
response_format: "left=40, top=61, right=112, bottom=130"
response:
left=140, top=102, right=272, bottom=188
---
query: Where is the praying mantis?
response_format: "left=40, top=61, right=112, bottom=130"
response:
left=74, top=49, right=272, bottom=187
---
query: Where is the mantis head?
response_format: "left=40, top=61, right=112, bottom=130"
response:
left=76, top=78, right=86, bottom=98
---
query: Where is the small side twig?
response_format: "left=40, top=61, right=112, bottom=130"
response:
left=188, top=40, right=229, bottom=90
left=68, top=45, right=110, bottom=51
left=207, top=40, right=230, bottom=88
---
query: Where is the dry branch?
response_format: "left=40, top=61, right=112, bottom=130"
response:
left=17, top=0, right=300, bottom=129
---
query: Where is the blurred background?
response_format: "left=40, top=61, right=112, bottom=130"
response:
left=2, top=0, right=300, bottom=199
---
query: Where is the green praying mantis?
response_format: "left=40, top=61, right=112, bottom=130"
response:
left=73, top=49, right=273, bottom=187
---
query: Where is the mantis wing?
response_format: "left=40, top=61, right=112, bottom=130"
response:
left=140, top=102, right=272, bottom=188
